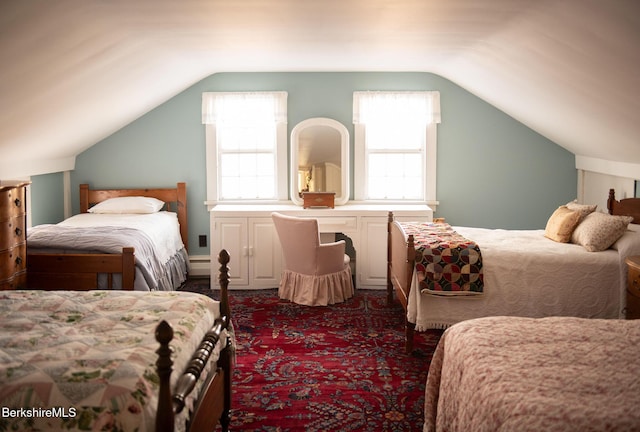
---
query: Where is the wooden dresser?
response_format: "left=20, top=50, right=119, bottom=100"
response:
left=1, top=181, right=30, bottom=290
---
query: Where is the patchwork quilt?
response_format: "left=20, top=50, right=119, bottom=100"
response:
left=0, top=290, right=225, bottom=432
left=400, top=222, right=484, bottom=295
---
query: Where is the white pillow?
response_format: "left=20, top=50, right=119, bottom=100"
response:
left=88, top=196, right=165, bottom=214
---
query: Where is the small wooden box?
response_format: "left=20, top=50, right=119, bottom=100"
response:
left=302, top=192, right=335, bottom=209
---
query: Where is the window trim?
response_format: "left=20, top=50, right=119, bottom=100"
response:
left=353, top=91, right=439, bottom=206
left=203, top=92, right=288, bottom=205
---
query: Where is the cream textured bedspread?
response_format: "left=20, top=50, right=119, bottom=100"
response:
left=408, top=227, right=640, bottom=329
left=424, top=316, right=640, bottom=432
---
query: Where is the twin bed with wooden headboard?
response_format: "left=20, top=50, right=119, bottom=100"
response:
left=27, top=182, right=189, bottom=291
left=388, top=189, right=640, bottom=352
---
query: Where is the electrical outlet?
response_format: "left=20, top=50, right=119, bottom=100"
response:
left=198, top=235, right=207, bottom=247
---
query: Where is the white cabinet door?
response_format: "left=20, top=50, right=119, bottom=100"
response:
left=213, top=218, right=249, bottom=286
left=248, top=218, right=282, bottom=288
left=212, top=217, right=282, bottom=288
left=359, top=218, right=389, bottom=287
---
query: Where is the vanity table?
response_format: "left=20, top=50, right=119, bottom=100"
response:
left=207, top=116, right=433, bottom=288
left=210, top=203, right=432, bottom=289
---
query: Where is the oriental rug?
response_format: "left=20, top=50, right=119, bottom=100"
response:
left=181, top=281, right=442, bottom=431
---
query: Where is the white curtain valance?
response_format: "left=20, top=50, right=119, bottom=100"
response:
left=353, top=91, right=441, bottom=125
left=202, top=91, right=288, bottom=125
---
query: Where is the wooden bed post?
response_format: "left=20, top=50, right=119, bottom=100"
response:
left=122, top=247, right=135, bottom=290
left=218, top=249, right=231, bottom=325
left=218, top=249, right=232, bottom=432
left=156, top=321, right=175, bottom=432
left=176, top=182, right=188, bottom=252
left=79, top=184, right=89, bottom=213
left=154, top=249, right=233, bottom=432
left=405, top=234, right=416, bottom=354
left=387, top=212, right=394, bottom=306
left=608, top=188, right=616, bottom=215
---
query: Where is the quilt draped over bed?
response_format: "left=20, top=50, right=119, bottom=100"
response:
left=400, top=222, right=483, bottom=295
left=0, top=290, right=228, bottom=432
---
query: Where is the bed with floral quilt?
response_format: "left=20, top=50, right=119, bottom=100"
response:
left=0, top=251, right=234, bottom=432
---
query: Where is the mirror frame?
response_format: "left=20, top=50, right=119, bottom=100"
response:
left=290, top=117, right=350, bottom=206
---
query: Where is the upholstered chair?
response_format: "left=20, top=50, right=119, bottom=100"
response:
left=271, top=212, right=354, bottom=306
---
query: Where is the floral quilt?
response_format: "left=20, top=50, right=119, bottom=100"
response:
left=400, top=222, right=483, bottom=295
left=0, top=290, right=226, bottom=432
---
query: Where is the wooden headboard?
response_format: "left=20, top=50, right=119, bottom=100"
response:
left=608, top=188, right=640, bottom=225
left=79, top=182, right=189, bottom=250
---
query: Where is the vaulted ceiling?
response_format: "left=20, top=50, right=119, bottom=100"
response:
left=1, top=0, right=638, bottom=178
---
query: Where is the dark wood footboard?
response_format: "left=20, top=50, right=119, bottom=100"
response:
left=387, top=212, right=417, bottom=353
left=155, top=249, right=233, bottom=432
left=27, top=247, right=136, bottom=290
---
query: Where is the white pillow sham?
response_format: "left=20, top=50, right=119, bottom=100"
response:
left=88, top=196, right=165, bottom=214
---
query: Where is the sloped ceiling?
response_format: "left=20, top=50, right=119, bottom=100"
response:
left=1, top=0, right=639, bottom=178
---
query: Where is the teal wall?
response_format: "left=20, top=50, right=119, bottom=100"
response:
left=30, top=172, right=65, bottom=225
left=31, top=72, right=577, bottom=255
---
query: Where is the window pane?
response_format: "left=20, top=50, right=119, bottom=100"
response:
left=219, top=124, right=275, bottom=151
left=220, top=153, right=275, bottom=199
left=367, top=153, right=423, bottom=199
left=367, top=122, right=424, bottom=150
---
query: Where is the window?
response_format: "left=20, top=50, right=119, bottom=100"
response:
left=202, top=92, right=287, bottom=202
left=353, top=91, right=440, bottom=204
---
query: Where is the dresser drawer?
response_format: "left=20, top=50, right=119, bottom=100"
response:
left=0, top=243, right=26, bottom=280
left=0, top=271, right=27, bottom=290
left=0, top=215, right=26, bottom=251
left=315, top=217, right=357, bottom=233
left=0, top=186, right=26, bottom=220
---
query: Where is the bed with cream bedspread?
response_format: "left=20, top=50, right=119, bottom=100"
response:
left=408, top=226, right=640, bottom=330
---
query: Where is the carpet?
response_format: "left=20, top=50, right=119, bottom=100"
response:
left=180, top=280, right=442, bottom=431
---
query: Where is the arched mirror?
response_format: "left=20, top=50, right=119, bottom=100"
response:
left=290, top=117, right=349, bottom=206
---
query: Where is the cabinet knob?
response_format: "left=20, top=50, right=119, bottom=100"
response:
left=14, top=198, right=21, bottom=207
left=14, top=227, right=22, bottom=237
left=15, top=256, right=23, bottom=265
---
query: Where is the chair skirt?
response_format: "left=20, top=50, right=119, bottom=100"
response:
left=278, top=267, right=354, bottom=306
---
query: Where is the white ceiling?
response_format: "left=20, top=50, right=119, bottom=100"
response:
left=1, top=0, right=639, bottom=178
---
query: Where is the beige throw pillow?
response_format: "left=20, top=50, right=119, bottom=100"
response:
left=565, top=200, right=597, bottom=223
left=570, top=212, right=634, bottom=252
left=544, top=206, right=581, bottom=243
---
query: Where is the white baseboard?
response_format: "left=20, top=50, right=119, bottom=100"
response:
left=188, top=255, right=211, bottom=277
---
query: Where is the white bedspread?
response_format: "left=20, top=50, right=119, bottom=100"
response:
left=408, top=227, right=640, bottom=330
left=58, top=212, right=184, bottom=264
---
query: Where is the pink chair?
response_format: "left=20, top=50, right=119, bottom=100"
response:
left=272, top=212, right=354, bottom=306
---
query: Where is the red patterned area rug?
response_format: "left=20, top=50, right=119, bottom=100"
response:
left=199, top=285, right=443, bottom=432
